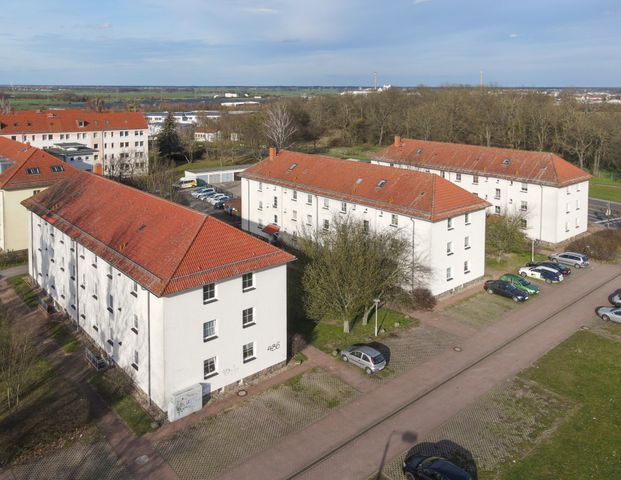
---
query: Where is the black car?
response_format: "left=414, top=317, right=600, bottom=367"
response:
left=484, top=280, right=529, bottom=302
left=526, top=261, right=571, bottom=276
left=403, top=455, right=473, bottom=480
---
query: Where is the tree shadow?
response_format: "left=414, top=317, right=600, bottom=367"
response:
left=405, top=439, right=478, bottom=479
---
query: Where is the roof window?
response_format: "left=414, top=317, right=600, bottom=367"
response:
left=355, top=178, right=363, bottom=185
left=287, top=163, right=297, bottom=172
left=416, top=148, right=423, bottom=154
left=376, top=179, right=386, bottom=188
left=26, top=167, right=40, bottom=175
left=502, top=158, right=511, bottom=166
left=50, top=165, right=64, bottom=173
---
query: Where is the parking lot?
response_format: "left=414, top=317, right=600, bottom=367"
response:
left=176, top=181, right=241, bottom=227
left=588, top=197, right=621, bottom=229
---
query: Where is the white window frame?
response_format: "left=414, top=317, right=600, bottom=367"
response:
left=203, top=319, right=217, bottom=341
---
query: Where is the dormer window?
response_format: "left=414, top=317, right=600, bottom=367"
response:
left=26, top=167, right=40, bottom=175
left=50, top=165, right=64, bottom=173
left=78, top=120, right=86, bottom=128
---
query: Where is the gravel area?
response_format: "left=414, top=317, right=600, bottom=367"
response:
left=156, top=368, right=357, bottom=480
left=377, top=378, right=572, bottom=479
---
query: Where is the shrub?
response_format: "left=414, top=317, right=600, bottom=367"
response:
left=289, top=332, right=308, bottom=355
left=410, top=288, right=437, bottom=311
left=567, top=230, right=621, bottom=262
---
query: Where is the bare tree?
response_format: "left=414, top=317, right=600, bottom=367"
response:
left=0, top=307, right=36, bottom=411
left=298, top=217, right=428, bottom=333
left=263, top=102, right=297, bottom=151
left=0, top=96, right=12, bottom=114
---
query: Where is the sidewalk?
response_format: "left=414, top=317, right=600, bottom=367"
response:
left=0, top=277, right=177, bottom=480
left=0, top=264, right=28, bottom=279
left=216, top=262, right=621, bottom=480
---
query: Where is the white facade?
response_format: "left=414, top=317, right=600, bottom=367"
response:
left=28, top=211, right=288, bottom=415
left=372, top=161, right=589, bottom=244
left=241, top=178, right=486, bottom=296
left=2, top=128, right=148, bottom=176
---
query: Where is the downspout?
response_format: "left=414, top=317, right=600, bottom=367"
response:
left=410, top=217, right=415, bottom=290
left=315, top=194, right=319, bottom=237
left=539, top=185, right=544, bottom=242
left=147, top=291, right=152, bottom=406
left=75, top=240, right=80, bottom=330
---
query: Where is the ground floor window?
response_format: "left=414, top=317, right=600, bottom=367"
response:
left=204, top=356, right=217, bottom=378
left=243, top=342, right=255, bottom=363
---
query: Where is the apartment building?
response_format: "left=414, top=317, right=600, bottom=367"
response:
left=373, top=137, right=591, bottom=244
left=0, top=138, right=78, bottom=251
left=240, top=150, right=489, bottom=296
left=0, top=109, right=149, bottom=176
left=23, top=172, right=295, bottom=419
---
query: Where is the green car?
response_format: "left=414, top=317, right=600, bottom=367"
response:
left=500, top=273, right=540, bottom=295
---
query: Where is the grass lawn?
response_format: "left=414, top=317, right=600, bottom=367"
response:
left=485, top=251, right=548, bottom=276
left=7, top=275, right=39, bottom=310
left=589, top=182, right=621, bottom=203
left=310, top=308, right=416, bottom=354
left=444, top=291, right=519, bottom=329
left=49, top=321, right=80, bottom=354
left=89, top=371, right=153, bottom=436
left=0, top=358, right=92, bottom=465
left=497, top=331, right=621, bottom=479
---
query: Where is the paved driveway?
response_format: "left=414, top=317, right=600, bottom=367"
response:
left=215, top=262, right=621, bottom=480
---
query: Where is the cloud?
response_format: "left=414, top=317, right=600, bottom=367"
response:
left=413, top=0, right=433, bottom=4
left=96, top=22, right=113, bottom=30
left=509, top=33, right=521, bottom=38
left=241, top=7, right=279, bottom=14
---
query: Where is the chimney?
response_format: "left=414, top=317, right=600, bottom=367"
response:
left=93, top=163, right=103, bottom=176
left=394, top=135, right=401, bottom=147
left=269, top=147, right=276, bottom=160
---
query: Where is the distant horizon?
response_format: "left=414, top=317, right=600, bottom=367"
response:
left=3, top=84, right=621, bottom=91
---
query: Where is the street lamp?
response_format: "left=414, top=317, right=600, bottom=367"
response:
left=373, top=298, right=380, bottom=337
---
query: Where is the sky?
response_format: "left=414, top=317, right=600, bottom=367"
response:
left=0, top=0, right=620, bottom=87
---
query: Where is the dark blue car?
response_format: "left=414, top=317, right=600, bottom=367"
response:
left=403, top=455, right=473, bottom=480
left=484, top=280, right=529, bottom=302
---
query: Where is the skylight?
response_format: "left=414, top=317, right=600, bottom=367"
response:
left=355, top=178, right=363, bottom=185
left=376, top=179, right=386, bottom=188
left=502, top=158, right=511, bottom=166
left=287, top=163, right=298, bottom=172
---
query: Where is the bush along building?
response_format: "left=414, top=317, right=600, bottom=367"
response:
left=373, top=137, right=591, bottom=244
left=23, top=171, right=295, bottom=420
left=240, top=149, right=490, bottom=296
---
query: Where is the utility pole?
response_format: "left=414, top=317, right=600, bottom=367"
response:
left=480, top=70, right=484, bottom=89
left=373, top=71, right=378, bottom=91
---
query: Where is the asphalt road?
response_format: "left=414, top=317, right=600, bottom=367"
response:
left=589, top=197, right=621, bottom=229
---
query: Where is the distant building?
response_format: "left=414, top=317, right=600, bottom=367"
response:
left=44, top=142, right=97, bottom=171
left=194, top=128, right=221, bottom=143
left=0, top=109, right=148, bottom=177
left=240, top=149, right=489, bottom=296
left=145, top=111, right=221, bottom=137
left=23, top=171, right=295, bottom=418
left=0, top=138, right=78, bottom=251
left=373, top=137, right=591, bottom=244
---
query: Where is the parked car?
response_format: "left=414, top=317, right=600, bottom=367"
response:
left=484, top=280, right=528, bottom=302
left=403, top=455, right=473, bottom=480
left=608, top=289, right=621, bottom=307
left=596, top=306, right=621, bottom=324
left=549, top=252, right=590, bottom=268
left=518, top=266, right=563, bottom=284
left=340, top=345, right=386, bottom=374
left=193, top=187, right=215, bottom=198
left=526, top=261, right=571, bottom=277
left=500, top=273, right=540, bottom=295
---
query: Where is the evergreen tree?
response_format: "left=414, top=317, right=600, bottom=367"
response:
left=157, top=112, right=182, bottom=160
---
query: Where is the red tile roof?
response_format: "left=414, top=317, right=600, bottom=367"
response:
left=22, top=172, right=295, bottom=297
left=0, top=138, right=79, bottom=190
left=240, top=150, right=489, bottom=222
left=0, top=109, right=147, bottom=135
left=374, top=138, right=591, bottom=187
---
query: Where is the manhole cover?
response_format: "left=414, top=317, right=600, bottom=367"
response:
left=238, top=389, right=247, bottom=397
left=135, top=455, right=150, bottom=466
left=453, top=346, right=463, bottom=352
